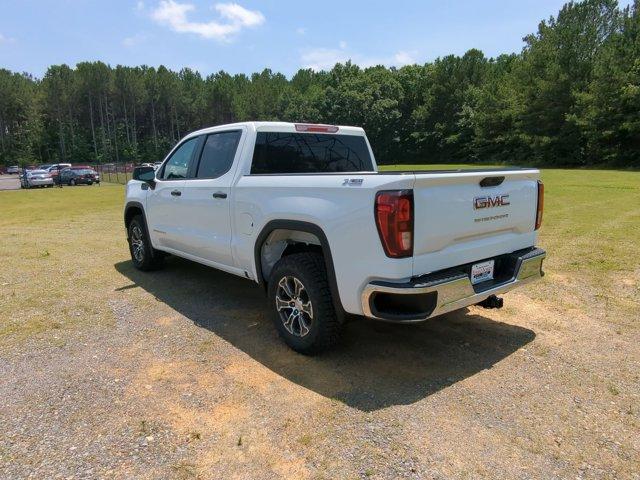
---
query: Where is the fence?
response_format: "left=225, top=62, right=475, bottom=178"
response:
left=93, top=163, right=136, bottom=185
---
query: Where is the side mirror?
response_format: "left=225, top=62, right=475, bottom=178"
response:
left=133, top=166, right=156, bottom=186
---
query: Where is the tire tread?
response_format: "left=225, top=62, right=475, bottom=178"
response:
left=128, top=214, right=164, bottom=271
left=269, top=252, right=342, bottom=354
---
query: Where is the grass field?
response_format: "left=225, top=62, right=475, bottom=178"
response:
left=0, top=168, right=638, bottom=478
left=1, top=167, right=638, bottom=339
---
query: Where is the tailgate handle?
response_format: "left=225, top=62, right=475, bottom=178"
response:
left=480, top=176, right=505, bottom=187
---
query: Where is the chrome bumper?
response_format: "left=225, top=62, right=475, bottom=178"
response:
left=362, top=247, right=546, bottom=322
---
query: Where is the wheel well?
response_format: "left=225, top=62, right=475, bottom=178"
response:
left=124, top=205, right=143, bottom=230
left=259, top=229, right=323, bottom=283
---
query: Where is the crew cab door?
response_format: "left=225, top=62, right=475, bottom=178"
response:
left=146, top=136, right=199, bottom=251
left=177, top=129, right=244, bottom=267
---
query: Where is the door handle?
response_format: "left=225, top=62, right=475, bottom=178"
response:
left=212, top=192, right=227, bottom=199
left=171, top=190, right=182, bottom=197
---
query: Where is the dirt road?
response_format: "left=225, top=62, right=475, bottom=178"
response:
left=0, top=175, right=20, bottom=190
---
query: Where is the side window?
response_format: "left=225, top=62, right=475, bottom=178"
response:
left=195, top=131, right=242, bottom=179
left=160, top=137, right=198, bottom=180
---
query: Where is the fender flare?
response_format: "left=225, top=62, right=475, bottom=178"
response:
left=254, top=219, right=345, bottom=315
left=123, top=201, right=160, bottom=259
left=124, top=201, right=147, bottom=232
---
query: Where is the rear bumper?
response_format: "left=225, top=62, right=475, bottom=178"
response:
left=361, top=247, right=546, bottom=322
left=28, top=178, right=53, bottom=186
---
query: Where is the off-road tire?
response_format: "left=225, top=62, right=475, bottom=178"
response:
left=268, top=252, right=342, bottom=354
left=69, top=179, right=76, bottom=186
left=128, top=215, right=164, bottom=271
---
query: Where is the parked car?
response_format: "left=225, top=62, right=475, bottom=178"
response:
left=7, top=166, right=20, bottom=174
left=45, top=163, right=72, bottom=183
left=125, top=122, right=545, bottom=354
left=21, top=169, right=54, bottom=188
left=59, top=166, right=100, bottom=185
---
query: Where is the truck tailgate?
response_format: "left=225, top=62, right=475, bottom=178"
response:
left=411, top=169, right=540, bottom=276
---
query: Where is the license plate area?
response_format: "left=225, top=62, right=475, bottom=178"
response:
left=471, top=260, right=494, bottom=285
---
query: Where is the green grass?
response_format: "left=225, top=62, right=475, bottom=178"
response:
left=0, top=167, right=638, bottom=342
left=0, top=184, right=126, bottom=341
left=535, top=168, right=640, bottom=315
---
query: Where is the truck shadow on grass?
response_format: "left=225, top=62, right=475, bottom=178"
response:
left=115, top=257, right=535, bottom=412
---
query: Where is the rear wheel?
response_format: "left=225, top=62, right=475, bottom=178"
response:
left=268, top=252, right=342, bottom=354
left=128, top=215, right=164, bottom=271
left=69, top=179, right=76, bottom=186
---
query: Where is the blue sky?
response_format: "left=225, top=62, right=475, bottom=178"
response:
left=0, top=0, right=632, bottom=78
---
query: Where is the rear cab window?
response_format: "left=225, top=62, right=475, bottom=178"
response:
left=250, top=132, right=374, bottom=174
left=194, top=130, right=242, bottom=179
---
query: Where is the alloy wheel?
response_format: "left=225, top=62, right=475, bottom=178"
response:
left=130, top=225, right=145, bottom=263
left=275, top=276, right=313, bottom=337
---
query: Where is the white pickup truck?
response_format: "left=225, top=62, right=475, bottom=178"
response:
left=125, top=122, right=545, bottom=353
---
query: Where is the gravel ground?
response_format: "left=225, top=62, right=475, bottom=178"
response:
left=0, top=183, right=639, bottom=479
left=0, top=175, right=20, bottom=191
left=1, top=256, right=638, bottom=479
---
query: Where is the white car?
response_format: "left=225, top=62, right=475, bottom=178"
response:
left=7, top=166, right=20, bottom=175
left=124, top=122, right=545, bottom=353
left=22, top=169, right=54, bottom=188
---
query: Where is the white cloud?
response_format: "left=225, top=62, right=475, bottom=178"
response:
left=150, top=1, right=264, bottom=41
left=296, top=27, right=306, bottom=35
left=301, top=43, right=419, bottom=71
left=301, top=47, right=350, bottom=71
left=122, top=33, right=148, bottom=47
left=215, top=3, right=264, bottom=27
left=394, top=50, right=416, bottom=66
left=0, top=33, right=16, bottom=44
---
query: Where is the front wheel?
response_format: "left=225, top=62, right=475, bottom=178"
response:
left=128, top=215, right=164, bottom=271
left=268, top=252, right=342, bottom=354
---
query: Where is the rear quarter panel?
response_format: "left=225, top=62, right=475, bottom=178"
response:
left=233, top=174, right=415, bottom=314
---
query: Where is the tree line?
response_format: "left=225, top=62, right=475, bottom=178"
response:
left=1, top=0, right=638, bottom=168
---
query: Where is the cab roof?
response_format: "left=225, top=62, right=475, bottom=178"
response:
left=185, top=121, right=365, bottom=139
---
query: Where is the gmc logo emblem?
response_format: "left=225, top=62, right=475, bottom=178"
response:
left=474, top=194, right=510, bottom=209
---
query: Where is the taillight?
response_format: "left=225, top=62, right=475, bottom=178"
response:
left=535, top=180, right=544, bottom=230
left=375, top=190, right=414, bottom=258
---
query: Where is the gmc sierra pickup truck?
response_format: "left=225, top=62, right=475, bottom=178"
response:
left=125, top=122, right=545, bottom=354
